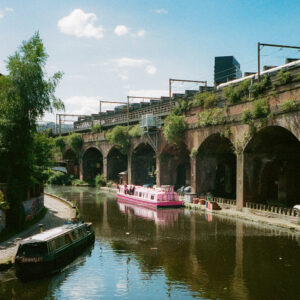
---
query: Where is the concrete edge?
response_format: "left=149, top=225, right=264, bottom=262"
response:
left=44, top=192, right=75, bottom=210
left=184, top=202, right=300, bottom=233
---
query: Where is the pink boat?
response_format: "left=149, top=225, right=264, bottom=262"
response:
left=117, top=185, right=183, bottom=208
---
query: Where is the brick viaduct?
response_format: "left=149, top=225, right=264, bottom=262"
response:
left=62, top=75, right=300, bottom=211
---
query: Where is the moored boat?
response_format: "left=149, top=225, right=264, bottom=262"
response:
left=15, top=222, right=95, bottom=280
left=117, top=185, right=183, bottom=208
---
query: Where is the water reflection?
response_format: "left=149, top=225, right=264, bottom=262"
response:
left=0, top=186, right=299, bottom=300
left=118, top=199, right=183, bottom=227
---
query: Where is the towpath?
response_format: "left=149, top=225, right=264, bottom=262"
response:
left=0, top=194, right=75, bottom=264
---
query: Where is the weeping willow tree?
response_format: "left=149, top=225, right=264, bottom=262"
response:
left=0, top=33, right=64, bottom=229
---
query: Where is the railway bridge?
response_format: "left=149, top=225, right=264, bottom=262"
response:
left=60, top=62, right=300, bottom=210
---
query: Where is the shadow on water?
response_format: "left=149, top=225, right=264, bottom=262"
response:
left=1, top=185, right=299, bottom=300
left=0, top=244, right=94, bottom=299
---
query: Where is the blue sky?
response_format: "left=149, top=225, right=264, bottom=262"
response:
left=0, top=0, right=300, bottom=121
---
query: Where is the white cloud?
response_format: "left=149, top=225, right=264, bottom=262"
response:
left=114, top=25, right=129, bottom=36
left=111, top=57, right=150, bottom=68
left=131, top=29, right=146, bottom=38
left=58, top=9, right=104, bottom=39
left=62, top=96, right=100, bottom=115
left=155, top=8, right=168, bottom=14
left=0, top=7, right=14, bottom=18
left=128, top=89, right=168, bottom=98
left=145, top=65, right=157, bottom=75
left=137, top=30, right=146, bottom=37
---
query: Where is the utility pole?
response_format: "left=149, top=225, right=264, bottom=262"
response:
left=168, top=78, right=207, bottom=106
left=257, top=42, right=300, bottom=81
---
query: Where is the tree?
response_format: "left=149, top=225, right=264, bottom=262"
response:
left=0, top=33, right=64, bottom=229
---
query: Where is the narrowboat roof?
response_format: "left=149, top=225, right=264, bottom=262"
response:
left=20, top=223, right=89, bottom=244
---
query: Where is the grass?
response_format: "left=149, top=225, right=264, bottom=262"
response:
left=0, top=207, right=48, bottom=244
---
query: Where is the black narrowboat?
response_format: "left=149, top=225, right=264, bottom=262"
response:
left=15, top=222, right=95, bottom=280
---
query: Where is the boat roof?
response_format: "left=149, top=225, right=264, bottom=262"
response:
left=20, top=223, right=88, bottom=244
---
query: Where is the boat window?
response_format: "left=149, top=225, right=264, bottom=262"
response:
left=17, top=242, right=48, bottom=256
left=139, top=192, right=142, bottom=197
left=151, top=195, right=154, bottom=200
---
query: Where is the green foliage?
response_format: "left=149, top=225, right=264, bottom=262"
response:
left=163, top=114, right=187, bottom=146
left=106, top=126, right=130, bottom=154
left=252, top=98, right=269, bottom=118
left=279, top=100, right=298, bottom=113
left=54, top=136, right=66, bottom=155
left=91, top=123, right=101, bottom=134
left=128, top=124, right=144, bottom=138
left=193, top=91, right=218, bottom=108
left=95, top=174, right=106, bottom=187
left=172, top=97, right=192, bottom=115
left=45, top=170, right=71, bottom=186
left=251, top=75, right=271, bottom=98
left=107, top=180, right=114, bottom=187
left=66, top=133, right=83, bottom=157
left=197, top=108, right=226, bottom=127
left=0, top=33, right=63, bottom=230
left=276, top=69, right=292, bottom=85
left=223, top=79, right=251, bottom=105
left=241, top=109, right=253, bottom=124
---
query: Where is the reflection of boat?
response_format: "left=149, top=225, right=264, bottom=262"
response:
left=117, top=185, right=183, bottom=208
left=15, top=222, right=95, bottom=280
left=118, top=200, right=183, bottom=226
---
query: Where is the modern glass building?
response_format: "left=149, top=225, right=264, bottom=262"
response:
left=214, top=56, right=242, bottom=85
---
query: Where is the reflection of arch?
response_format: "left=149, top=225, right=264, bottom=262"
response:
left=160, top=144, right=190, bottom=188
left=244, top=126, right=300, bottom=206
left=132, top=143, right=156, bottom=185
left=196, top=134, right=236, bottom=198
left=107, top=147, right=127, bottom=181
left=82, top=147, right=103, bottom=181
left=63, top=149, right=79, bottom=177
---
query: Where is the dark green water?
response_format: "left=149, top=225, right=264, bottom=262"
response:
left=1, top=186, right=300, bottom=300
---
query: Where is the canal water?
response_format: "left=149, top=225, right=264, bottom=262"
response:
left=1, top=186, right=300, bottom=300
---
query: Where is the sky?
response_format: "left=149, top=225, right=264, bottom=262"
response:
left=0, top=0, right=300, bottom=122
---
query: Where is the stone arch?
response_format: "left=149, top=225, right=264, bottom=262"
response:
left=159, top=143, right=191, bottom=189
left=244, top=125, right=300, bottom=206
left=131, top=143, right=156, bottom=185
left=107, top=147, right=128, bottom=182
left=82, top=147, right=103, bottom=181
left=196, top=133, right=236, bottom=198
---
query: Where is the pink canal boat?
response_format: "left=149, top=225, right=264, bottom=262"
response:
left=117, top=185, right=183, bottom=208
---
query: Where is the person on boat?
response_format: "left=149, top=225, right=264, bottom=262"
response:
left=124, top=184, right=128, bottom=194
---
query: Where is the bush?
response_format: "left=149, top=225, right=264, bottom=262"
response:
left=128, top=125, right=144, bottom=138
left=46, top=170, right=71, bottom=185
left=251, top=75, right=271, bottom=98
left=241, top=109, right=253, bottom=124
left=279, top=100, right=298, bottom=112
left=91, top=124, right=101, bottom=134
left=106, top=126, right=130, bottom=154
left=95, top=174, right=106, bottom=187
left=276, top=69, right=292, bottom=85
left=163, top=114, right=187, bottom=146
left=197, top=108, right=226, bottom=127
left=66, top=133, right=83, bottom=156
left=223, top=79, right=251, bottom=105
left=107, top=180, right=113, bottom=187
left=252, top=98, right=269, bottom=118
left=55, top=136, right=66, bottom=155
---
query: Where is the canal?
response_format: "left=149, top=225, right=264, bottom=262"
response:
left=1, top=186, right=300, bottom=299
